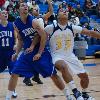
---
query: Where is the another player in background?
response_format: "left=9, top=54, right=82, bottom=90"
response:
left=0, top=9, right=17, bottom=98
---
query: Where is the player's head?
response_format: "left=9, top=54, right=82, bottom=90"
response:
left=32, top=5, right=40, bottom=16
left=0, top=8, right=8, bottom=21
left=19, top=2, right=29, bottom=15
left=57, top=8, right=69, bottom=25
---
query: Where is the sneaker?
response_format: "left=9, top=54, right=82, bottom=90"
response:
left=66, top=94, right=74, bottom=100
left=23, top=78, right=33, bottom=86
left=5, top=98, right=10, bottom=100
left=5, top=96, right=11, bottom=100
left=73, top=91, right=84, bottom=100
left=12, top=90, right=17, bottom=98
left=32, top=77, right=43, bottom=84
left=87, top=96, right=95, bottom=100
left=82, top=92, right=95, bottom=100
left=76, top=96, right=84, bottom=100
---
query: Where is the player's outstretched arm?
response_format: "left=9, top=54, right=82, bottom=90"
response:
left=81, top=28, right=100, bottom=39
left=43, top=0, right=53, bottom=21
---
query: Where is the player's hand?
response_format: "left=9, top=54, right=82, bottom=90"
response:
left=25, top=46, right=34, bottom=54
left=33, top=53, right=41, bottom=61
left=12, top=53, right=18, bottom=61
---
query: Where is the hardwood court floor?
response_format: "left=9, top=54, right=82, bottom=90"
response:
left=0, top=58, right=100, bottom=100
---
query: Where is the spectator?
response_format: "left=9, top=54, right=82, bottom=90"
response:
left=3, top=0, right=9, bottom=9
left=82, top=22, right=92, bottom=30
left=61, top=1, right=68, bottom=9
left=27, top=0, right=33, bottom=8
left=58, top=1, right=68, bottom=11
left=80, top=12, right=89, bottom=25
left=83, top=0, right=96, bottom=16
left=96, top=1, right=100, bottom=17
left=75, top=3, right=83, bottom=18
left=0, top=0, right=5, bottom=7
left=6, top=0, right=14, bottom=11
left=6, top=0, right=16, bottom=22
left=13, top=8, right=19, bottom=19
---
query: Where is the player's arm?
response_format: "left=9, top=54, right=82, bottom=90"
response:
left=25, top=33, right=40, bottom=54
left=30, top=33, right=40, bottom=48
left=81, top=28, right=100, bottom=39
left=32, top=19, right=47, bottom=60
left=13, top=25, right=23, bottom=56
left=72, top=25, right=100, bottom=39
left=13, top=27, right=18, bottom=51
left=43, top=0, right=53, bottom=21
left=14, top=30, right=18, bottom=45
left=12, top=26, right=23, bottom=61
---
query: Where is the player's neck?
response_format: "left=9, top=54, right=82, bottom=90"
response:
left=0, top=20, right=8, bottom=27
left=20, top=14, right=28, bottom=24
left=58, top=21, right=68, bottom=26
left=34, top=13, right=39, bottom=17
left=36, top=14, right=39, bottom=17
left=58, top=22, right=67, bottom=27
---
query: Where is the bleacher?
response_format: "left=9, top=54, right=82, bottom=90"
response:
left=39, top=1, right=100, bottom=23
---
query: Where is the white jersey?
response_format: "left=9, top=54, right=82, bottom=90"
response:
left=45, top=21, right=83, bottom=56
left=45, top=22, right=86, bottom=75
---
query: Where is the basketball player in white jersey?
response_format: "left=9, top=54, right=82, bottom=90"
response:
left=45, top=8, right=100, bottom=100
left=25, top=11, right=87, bottom=100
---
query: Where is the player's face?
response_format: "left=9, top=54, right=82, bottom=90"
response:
left=57, top=9, right=69, bottom=25
left=0, top=10, right=8, bottom=20
left=32, top=7, right=39, bottom=16
left=19, top=3, right=29, bottom=15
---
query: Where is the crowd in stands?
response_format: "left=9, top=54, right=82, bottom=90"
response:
left=0, top=0, right=100, bottom=22
left=0, top=0, right=100, bottom=56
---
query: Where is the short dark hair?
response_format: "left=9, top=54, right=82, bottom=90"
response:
left=17, top=1, right=26, bottom=9
left=57, top=8, right=71, bottom=20
left=57, top=8, right=69, bottom=16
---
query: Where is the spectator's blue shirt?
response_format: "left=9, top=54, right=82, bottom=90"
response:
left=80, top=16, right=89, bottom=24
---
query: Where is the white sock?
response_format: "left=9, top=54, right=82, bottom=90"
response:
left=12, top=90, right=17, bottom=96
left=68, top=81, right=77, bottom=90
left=63, top=88, right=67, bottom=96
left=62, top=87, right=70, bottom=96
left=6, top=90, right=13, bottom=99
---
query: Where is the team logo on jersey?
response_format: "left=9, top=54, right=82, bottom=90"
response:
left=22, top=28, right=36, bottom=36
left=0, top=31, right=12, bottom=38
